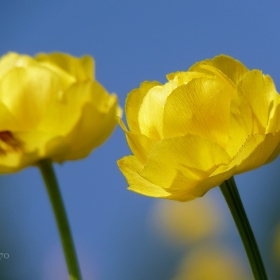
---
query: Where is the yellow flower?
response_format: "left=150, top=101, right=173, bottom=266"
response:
left=0, top=52, right=121, bottom=173
left=273, top=223, right=280, bottom=265
left=118, top=55, right=280, bottom=201
left=151, top=196, right=224, bottom=245
left=173, top=246, right=251, bottom=280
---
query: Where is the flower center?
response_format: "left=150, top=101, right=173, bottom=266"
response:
left=0, top=131, right=22, bottom=155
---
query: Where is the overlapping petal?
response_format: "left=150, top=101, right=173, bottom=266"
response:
left=0, top=66, right=70, bottom=130
left=141, top=135, right=231, bottom=190
left=189, top=55, right=249, bottom=85
left=118, top=119, right=156, bottom=165
left=118, top=134, right=232, bottom=201
left=118, top=156, right=197, bottom=201
left=0, top=52, right=37, bottom=80
left=126, top=81, right=161, bottom=134
left=35, top=53, right=94, bottom=81
left=163, top=77, right=235, bottom=147
left=61, top=84, right=120, bottom=161
left=138, top=79, right=178, bottom=140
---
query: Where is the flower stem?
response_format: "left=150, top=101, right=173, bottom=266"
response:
left=38, top=159, right=82, bottom=280
left=219, top=177, right=267, bottom=280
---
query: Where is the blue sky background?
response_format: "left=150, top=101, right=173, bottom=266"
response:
left=0, top=1, right=280, bottom=279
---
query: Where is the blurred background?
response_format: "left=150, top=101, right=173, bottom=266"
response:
left=1, top=1, right=280, bottom=279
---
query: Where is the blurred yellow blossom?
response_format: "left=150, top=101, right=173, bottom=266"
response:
left=0, top=52, right=121, bottom=173
left=173, top=246, right=252, bottom=280
left=152, top=196, right=224, bottom=245
left=118, top=55, right=280, bottom=201
left=273, top=223, right=280, bottom=265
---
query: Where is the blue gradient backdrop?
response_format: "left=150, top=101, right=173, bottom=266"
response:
left=0, top=1, right=280, bottom=279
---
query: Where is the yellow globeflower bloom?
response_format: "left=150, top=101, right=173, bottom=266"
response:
left=0, top=52, right=121, bottom=173
left=118, top=55, right=280, bottom=201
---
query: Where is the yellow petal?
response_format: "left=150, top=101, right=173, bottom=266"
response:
left=118, top=156, right=198, bottom=201
left=265, top=137, right=280, bottom=165
left=80, top=55, right=95, bottom=79
left=0, top=102, right=20, bottom=131
left=166, top=70, right=213, bottom=84
left=231, top=132, right=280, bottom=174
left=0, top=52, right=36, bottom=80
left=18, top=131, right=69, bottom=158
left=141, top=135, right=231, bottom=198
left=118, top=156, right=174, bottom=198
left=163, top=77, right=235, bottom=147
left=138, top=79, right=179, bottom=140
left=0, top=66, right=69, bottom=130
left=118, top=118, right=156, bottom=165
left=193, top=132, right=280, bottom=197
left=227, top=70, right=279, bottom=156
left=38, top=81, right=94, bottom=136
left=0, top=53, right=20, bottom=79
left=263, top=75, right=280, bottom=133
left=126, top=81, right=161, bottom=133
left=192, top=132, right=280, bottom=196
left=36, top=53, right=94, bottom=81
left=191, top=170, right=233, bottom=198
left=56, top=82, right=120, bottom=161
left=0, top=131, right=68, bottom=173
left=190, top=55, right=249, bottom=85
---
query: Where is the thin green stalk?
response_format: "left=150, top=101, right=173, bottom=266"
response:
left=38, top=159, right=82, bottom=280
left=219, top=177, right=267, bottom=280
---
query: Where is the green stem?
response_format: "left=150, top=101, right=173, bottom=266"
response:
left=38, top=159, right=82, bottom=280
left=219, top=177, right=267, bottom=280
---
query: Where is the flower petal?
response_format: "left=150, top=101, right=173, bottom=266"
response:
left=37, top=81, right=93, bottom=136
left=166, top=70, right=213, bottom=84
left=192, top=131, right=280, bottom=197
left=141, top=135, right=231, bottom=196
left=0, top=102, right=20, bottom=131
left=0, top=52, right=36, bottom=80
left=227, top=70, right=280, bottom=156
left=118, top=156, right=173, bottom=197
left=190, top=55, right=249, bottom=85
left=163, top=77, right=235, bottom=147
left=57, top=82, right=120, bottom=161
left=118, top=118, right=156, bottom=165
left=0, top=131, right=68, bottom=173
left=126, top=81, right=161, bottom=133
left=118, top=156, right=197, bottom=201
left=260, top=75, right=280, bottom=133
left=36, top=53, right=94, bottom=81
left=138, top=79, right=179, bottom=140
left=0, top=66, right=69, bottom=130
left=229, top=132, right=280, bottom=174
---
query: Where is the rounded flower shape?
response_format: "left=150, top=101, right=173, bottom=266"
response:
left=118, top=55, right=280, bottom=201
left=0, top=52, right=121, bottom=173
